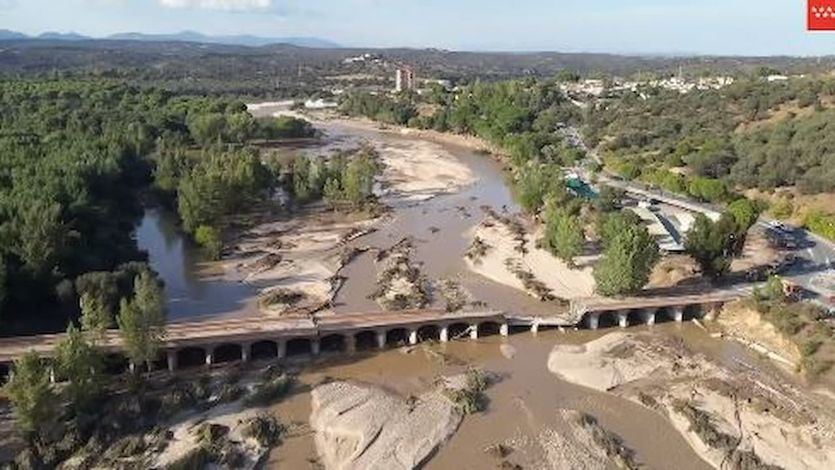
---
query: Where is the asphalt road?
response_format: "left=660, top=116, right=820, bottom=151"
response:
left=594, top=173, right=835, bottom=310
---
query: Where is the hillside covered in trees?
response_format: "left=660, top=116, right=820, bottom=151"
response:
left=0, top=79, right=311, bottom=335
left=585, top=76, right=835, bottom=197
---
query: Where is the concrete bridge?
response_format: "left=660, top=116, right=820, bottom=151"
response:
left=0, top=309, right=508, bottom=375
left=570, top=288, right=749, bottom=329
left=0, top=287, right=751, bottom=378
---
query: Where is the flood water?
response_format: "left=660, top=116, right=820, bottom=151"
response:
left=137, top=110, right=806, bottom=469
left=135, top=208, right=258, bottom=322
left=137, top=116, right=563, bottom=320
left=262, top=321, right=786, bottom=470
left=320, top=121, right=567, bottom=317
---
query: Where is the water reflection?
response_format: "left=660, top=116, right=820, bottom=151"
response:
left=135, top=208, right=257, bottom=322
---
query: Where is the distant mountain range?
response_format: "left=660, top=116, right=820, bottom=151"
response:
left=0, top=29, right=340, bottom=48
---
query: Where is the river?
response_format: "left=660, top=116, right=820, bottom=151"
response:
left=136, top=115, right=561, bottom=320
left=136, top=111, right=811, bottom=469
left=135, top=208, right=258, bottom=322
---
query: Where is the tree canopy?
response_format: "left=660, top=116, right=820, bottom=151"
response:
left=594, top=216, right=660, bottom=296
left=117, top=270, right=166, bottom=370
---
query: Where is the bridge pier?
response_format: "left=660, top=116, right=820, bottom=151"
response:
left=641, top=308, right=656, bottom=326
left=276, top=340, right=286, bottom=359
left=531, top=321, right=539, bottom=334
left=587, top=312, right=600, bottom=330
left=409, top=329, right=419, bottom=345
left=617, top=310, right=629, bottom=328
left=439, top=325, right=449, bottom=342
left=241, top=342, right=250, bottom=363
left=346, top=334, right=356, bottom=354
left=376, top=330, right=387, bottom=349
left=205, top=349, right=214, bottom=366
left=669, top=306, right=684, bottom=323
left=500, top=323, right=509, bottom=337
left=311, top=339, right=321, bottom=356
left=469, top=324, right=479, bottom=340
left=167, top=350, right=178, bottom=371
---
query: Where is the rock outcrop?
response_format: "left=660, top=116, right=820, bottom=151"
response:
left=310, top=381, right=461, bottom=470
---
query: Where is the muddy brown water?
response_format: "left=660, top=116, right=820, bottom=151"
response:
left=137, top=110, right=810, bottom=469
left=317, top=120, right=567, bottom=317
left=138, top=116, right=562, bottom=319
left=262, top=322, right=798, bottom=470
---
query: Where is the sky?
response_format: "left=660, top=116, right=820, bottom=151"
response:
left=1, top=0, right=835, bottom=56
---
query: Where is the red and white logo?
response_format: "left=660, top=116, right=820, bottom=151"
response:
left=809, top=1, right=835, bottom=30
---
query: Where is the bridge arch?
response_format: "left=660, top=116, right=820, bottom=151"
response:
left=684, top=304, right=703, bottom=319
left=286, top=338, right=312, bottom=357
left=386, top=328, right=409, bottom=347
left=0, top=363, right=10, bottom=385
left=478, top=321, right=501, bottom=337
left=626, top=309, right=645, bottom=326
left=354, top=330, right=378, bottom=351
left=102, top=353, right=130, bottom=375
left=213, top=343, right=243, bottom=364
left=417, top=324, right=440, bottom=341
left=177, top=347, right=208, bottom=369
left=447, top=322, right=470, bottom=340
left=250, top=340, right=278, bottom=361
left=320, top=334, right=347, bottom=353
left=597, top=311, right=618, bottom=329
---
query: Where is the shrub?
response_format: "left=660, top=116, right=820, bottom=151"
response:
left=244, top=374, right=294, bottom=407
left=804, top=210, right=835, bottom=242
left=445, top=368, right=490, bottom=415
left=242, top=414, right=284, bottom=447
left=194, top=225, right=222, bottom=260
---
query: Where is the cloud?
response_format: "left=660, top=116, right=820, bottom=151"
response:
left=0, top=0, right=17, bottom=10
left=158, top=0, right=272, bottom=11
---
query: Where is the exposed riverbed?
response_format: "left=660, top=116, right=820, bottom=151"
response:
left=138, top=108, right=564, bottom=320
left=131, top=106, right=834, bottom=469
left=263, top=322, right=827, bottom=470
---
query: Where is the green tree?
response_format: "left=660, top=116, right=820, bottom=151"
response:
left=188, top=113, right=227, bottom=145
left=292, top=156, right=312, bottom=202
left=323, top=177, right=343, bottom=210
left=194, top=225, right=223, bottom=260
left=55, top=324, right=103, bottom=416
left=4, top=351, right=57, bottom=441
left=727, top=198, right=761, bottom=232
left=754, top=275, right=786, bottom=302
left=543, top=207, right=585, bottom=266
left=514, top=165, right=567, bottom=213
left=17, top=200, right=66, bottom=276
left=342, top=152, right=377, bottom=207
left=79, top=292, right=113, bottom=339
left=598, top=211, right=643, bottom=248
left=685, top=214, right=739, bottom=279
left=177, top=171, right=224, bottom=233
left=117, top=271, right=166, bottom=371
left=0, top=255, right=6, bottom=314
left=226, top=112, right=256, bottom=143
left=594, top=223, right=660, bottom=296
left=687, top=177, right=729, bottom=203
left=595, top=185, right=624, bottom=212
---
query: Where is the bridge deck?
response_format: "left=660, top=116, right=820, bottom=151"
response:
left=0, top=309, right=504, bottom=363
left=572, top=288, right=749, bottom=314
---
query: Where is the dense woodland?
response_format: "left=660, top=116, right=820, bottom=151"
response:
left=0, top=79, right=313, bottom=335
left=585, top=77, right=835, bottom=196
